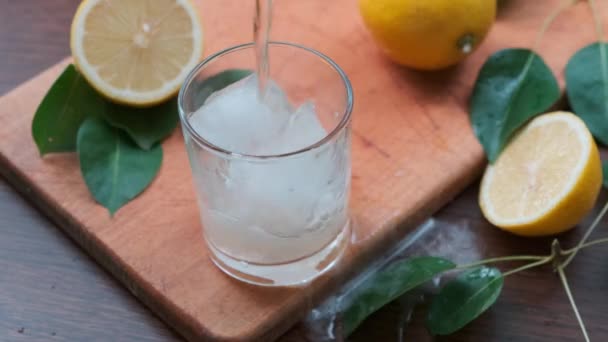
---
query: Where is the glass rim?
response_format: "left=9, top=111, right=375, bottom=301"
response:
left=177, top=41, right=354, bottom=160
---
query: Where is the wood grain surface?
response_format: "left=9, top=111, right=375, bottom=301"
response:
left=2, top=1, right=608, bottom=341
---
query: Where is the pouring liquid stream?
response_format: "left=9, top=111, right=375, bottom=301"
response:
left=254, top=0, right=272, bottom=97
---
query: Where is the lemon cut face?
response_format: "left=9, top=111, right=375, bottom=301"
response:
left=71, top=0, right=204, bottom=106
left=480, top=111, right=602, bottom=237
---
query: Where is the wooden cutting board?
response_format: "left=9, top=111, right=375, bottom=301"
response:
left=0, top=0, right=604, bottom=340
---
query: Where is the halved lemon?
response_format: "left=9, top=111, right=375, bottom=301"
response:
left=479, top=111, right=602, bottom=237
left=70, top=0, right=204, bottom=107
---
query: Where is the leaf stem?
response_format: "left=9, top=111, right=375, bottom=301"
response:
left=562, top=200, right=608, bottom=268
left=457, top=255, right=547, bottom=270
left=532, top=0, right=579, bottom=51
left=502, top=257, right=553, bottom=277
left=557, top=267, right=590, bottom=342
left=588, top=0, right=605, bottom=42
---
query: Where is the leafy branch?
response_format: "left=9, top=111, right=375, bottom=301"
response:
left=343, top=202, right=608, bottom=337
left=32, top=65, right=249, bottom=214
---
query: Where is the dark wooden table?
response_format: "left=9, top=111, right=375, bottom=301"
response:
left=1, top=1, right=607, bottom=341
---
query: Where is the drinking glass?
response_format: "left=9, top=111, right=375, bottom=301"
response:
left=178, top=42, right=353, bottom=286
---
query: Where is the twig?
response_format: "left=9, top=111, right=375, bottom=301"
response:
left=562, top=200, right=608, bottom=268
left=457, top=255, right=547, bottom=270
left=557, top=267, right=591, bottom=342
left=502, top=257, right=553, bottom=277
left=564, top=237, right=608, bottom=254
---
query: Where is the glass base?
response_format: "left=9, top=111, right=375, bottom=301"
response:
left=208, top=222, right=351, bottom=287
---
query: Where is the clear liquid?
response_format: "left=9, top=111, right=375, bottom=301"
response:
left=254, top=0, right=272, bottom=96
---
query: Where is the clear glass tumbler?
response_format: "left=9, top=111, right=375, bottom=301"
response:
left=178, top=42, right=353, bottom=286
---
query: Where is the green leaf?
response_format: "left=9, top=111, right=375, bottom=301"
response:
left=602, top=161, right=608, bottom=188
left=566, top=42, right=608, bottom=144
left=101, top=98, right=179, bottom=150
left=32, top=64, right=105, bottom=155
left=193, top=69, right=252, bottom=108
left=427, top=266, right=503, bottom=335
left=77, top=118, right=162, bottom=215
left=342, top=257, right=456, bottom=335
left=470, top=48, right=560, bottom=162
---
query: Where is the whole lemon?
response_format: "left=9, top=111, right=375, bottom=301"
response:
left=359, top=0, right=496, bottom=70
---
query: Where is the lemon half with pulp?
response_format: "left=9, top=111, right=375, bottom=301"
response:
left=71, top=0, right=204, bottom=107
left=480, top=111, right=602, bottom=237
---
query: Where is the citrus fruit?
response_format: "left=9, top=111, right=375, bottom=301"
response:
left=70, top=0, right=204, bottom=107
left=479, top=111, right=602, bottom=237
left=359, top=0, right=496, bottom=70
